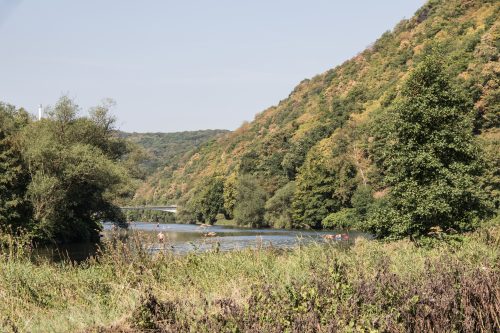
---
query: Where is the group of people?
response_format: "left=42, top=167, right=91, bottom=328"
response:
left=154, top=223, right=348, bottom=244
left=322, top=233, right=349, bottom=241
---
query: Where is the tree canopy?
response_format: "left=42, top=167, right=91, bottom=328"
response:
left=0, top=96, right=133, bottom=243
left=369, top=56, right=490, bottom=238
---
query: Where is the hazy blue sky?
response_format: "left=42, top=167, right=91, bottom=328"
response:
left=0, top=0, right=425, bottom=132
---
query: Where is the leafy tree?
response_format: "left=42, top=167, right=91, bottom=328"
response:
left=0, top=104, right=32, bottom=232
left=292, top=151, right=338, bottom=229
left=370, top=56, right=489, bottom=238
left=177, top=176, right=225, bottom=224
left=264, top=181, right=296, bottom=228
left=177, top=193, right=203, bottom=224
left=292, top=139, right=357, bottom=229
left=125, top=209, right=175, bottom=224
left=239, top=150, right=260, bottom=174
left=223, top=173, right=238, bottom=219
left=233, top=175, right=267, bottom=227
left=479, top=136, right=500, bottom=211
left=281, top=125, right=333, bottom=180
left=47, top=95, right=77, bottom=140
left=19, top=96, right=130, bottom=242
left=198, top=176, right=225, bottom=224
left=350, top=185, right=374, bottom=220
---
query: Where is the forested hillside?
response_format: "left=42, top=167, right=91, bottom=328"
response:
left=135, top=0, right=499, bottom=236
left=119, top=130, right=228, bottom=178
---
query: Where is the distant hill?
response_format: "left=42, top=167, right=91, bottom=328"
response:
left=119, top=130, right=229, bottom=200
left=133, top=0, right=499, bottom=217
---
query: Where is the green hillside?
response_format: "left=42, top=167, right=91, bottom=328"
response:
left=135, top=0, right=499, bottom=234
left=119, top=130, right=228, bottom=178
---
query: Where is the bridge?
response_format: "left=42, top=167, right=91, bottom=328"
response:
left=120, top=205, right=178, bottom=213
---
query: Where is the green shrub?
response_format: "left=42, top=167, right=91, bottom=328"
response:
left=322, top=208, right=357, bottom=230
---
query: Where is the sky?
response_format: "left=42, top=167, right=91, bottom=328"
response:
left=0, top=0, right=425, bottom=133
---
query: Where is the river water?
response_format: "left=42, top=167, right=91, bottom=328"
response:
left=35, top=222, right=371, bottom=262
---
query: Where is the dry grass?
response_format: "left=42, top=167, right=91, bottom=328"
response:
left=0, top=221, right=499, bottom=332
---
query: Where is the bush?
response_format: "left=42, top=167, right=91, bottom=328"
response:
left=322, top=208, right=357, bottom=230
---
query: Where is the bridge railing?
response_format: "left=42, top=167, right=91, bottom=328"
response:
left=120, top=205, right=178, bottom=213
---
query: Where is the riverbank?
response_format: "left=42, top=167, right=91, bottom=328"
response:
left=1, top=220, right=499, bottom=333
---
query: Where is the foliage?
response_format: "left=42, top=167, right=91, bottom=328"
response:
left=321, top=208, right=357, bottom=230
left=479, top=131, right=500, bottom=211
left=120, top=129, right=228, bottom=178
left=0, top=104, right=32, bottom=232
left=223, top=173, right=238, bottom=219
left=233, top=175, right=267, bottom=227
left=197, top=176, right=225, bottom=224
left=370, top=56, right=490, bottom=238
left=292, top=147, right=340, bottom=229
left=124, top=210, right=176, bottom=224
left=264, top=181, right=296, bottom=228
left=350, top=185, right=374, bottom=220
left=177, top=176, right=225, bottom=224
left=1, top=96, right=133, bottom=243
left=292, top=136, right=357, bottom=229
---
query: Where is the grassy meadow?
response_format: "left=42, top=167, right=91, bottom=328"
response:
left=0, top=220, right=499, bottom=333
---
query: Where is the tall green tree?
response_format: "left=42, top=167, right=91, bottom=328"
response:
left=198, top=176, right=225, bottom=224
left=292, top=137, right=357, bottom=229
left=292, top=149, right=338, bottom=229
left=19, top=96, right=130, bottom=242
left=233, top=175, right=267, bottom=227
left=264, top=181, right=296, bottom=228
left=371, top=56, right=489, bottom=238
left=0, top=104, right=32, bottom=232
left=223, top=173, right=238, bottom=219
left=178, top=176, right=225, bottom=224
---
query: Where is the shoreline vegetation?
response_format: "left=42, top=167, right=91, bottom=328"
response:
left=0, top=218, right=498, bottom=332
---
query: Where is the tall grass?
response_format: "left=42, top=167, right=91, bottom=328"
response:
left=0, top=222, right=499, bottom=332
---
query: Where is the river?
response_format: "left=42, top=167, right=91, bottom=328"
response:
left=34, top=222, right=371, bottom=262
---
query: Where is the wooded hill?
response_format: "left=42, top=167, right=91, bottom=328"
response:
left=119, top=130, right=228, bottom=182
left=134, top=0, right=499, bottom=234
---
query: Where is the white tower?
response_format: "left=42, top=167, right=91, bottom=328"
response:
left=38, top=104, right=42, bottom=120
